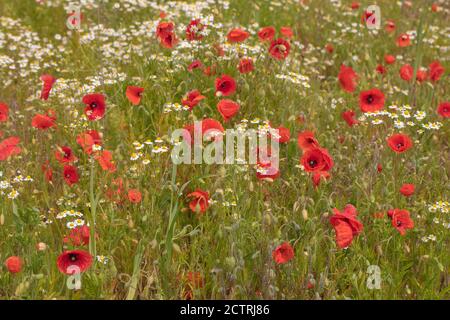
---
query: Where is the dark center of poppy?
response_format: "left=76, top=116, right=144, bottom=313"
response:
left=69, top=253, right=77, bottom=262
left=396, top=142, right=404, bottom=149
left=396, top=221, right=402, bottom=227
left=309, top=160, right=317, bottom=167
left=90, top=102, right=97, bottom=108
left=220, top=82, right=227, bottom=89
left=367, top=95, right=374, bottom=103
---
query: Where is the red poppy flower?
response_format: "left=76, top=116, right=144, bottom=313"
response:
left=183, top=271, right=204, bottom=300
left=437, top=101, right=450, bottom=118
left=95, top=150, right=116, bottom=173
left=301, top=147, right=333, bottom=172
left=416, top=69, right=428, bottom=82
left=385, top=19, right=396, bottom=33
left=0, top=102, right=9, bottom=122
left=183, top=118, right=224, bottom=145
left=76, top=130, right=102, bottom=155
left=312, top=170, right=330, bottom=187
left=156, top=21, right=174, bottom=38
left=359, top=88, right=385, bottom=113
left=273, top=126, right=290, bottom=143
left=40, top=74, right=56, bottom=100
left=387, top=209, right=414, bottom=236
left=280, top=27, right=293, bottom=38
left=187, top=189, right=210, bottom=214
left=297, top=131, right=320, bottom=151
left=376, top=64, right=386, bottom=75
left=325, top=43, right=334, bottom=54
left=57, top=250, right=93, bottom=274
left=42, top=161, right=53, bottom=182
left=227, top=28, right=249, bottom=43
left=5, top=256, right=22, bottom=274
left=256, top=159, right=280, bottom=181
left=272, top=242, right=294, bottom=264
left=384, top=54, right=396, bottom=65
left=0, top=136, right=21, bottom=161
left=31, top=109, right=57, bottom=130
left=429, top=61, right=444, bottom=82
left=126, top=86, right=144, bottom=105
left=63, top=165, right=79, bottom=186
left=181, top=90, right=206, bottom=110
left=64, top=225, right=91, bottom=246
left=128, top=189, right=142, bottom=203
left=351, top=2, right=360, bottom=9
left=160, top=32, right=178, bottom=48
left=82, top=93, right=106, bottom=121
left=431, top=3, right=439, bottom=12
left=396, top=33, right=411, bottom=47
left=186, top=19, right=205, bottom=41
left=238, top=58, right=254, bottom=74
left=188, top=60, right=203, bottom=72
left=217, top=99, right=240, bottom=122
left=215, top=74, right=236, bottom=97
left=55, top=146, right=77, bottom=164
left=330, top=204, right=363, bottom=249
left=377, top=163, right=382, bottom=173
left=269, top=38, right=290, bottom=60
left=257, top=26, right=275, bottom=42
left=400, top=64, right=413, bottom=81
left=338, top=64, right=358, bottom=92
left=387, top=133, right=413, bottom=153
left=342, top=110, right=359, bottom=127
left=400, top=183, right=415, bottom=197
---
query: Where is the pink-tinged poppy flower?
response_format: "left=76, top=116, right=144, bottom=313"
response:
left=329, top=204, right=363, bottom=249
left=342, top=110, right=359, bottom=127
left=257, top=26, right=275, bottom=42
left=128, top=189, right=142, bottom=203
left=182, top=90, right=206, bottom=110
left=400, top=64, right=414, bottom=81
left=0, top=102, right=9, bottom=122
left=272, top=242, right=294, bottom=264
left=338, top=64, right=358, bottom=92
left=186, top=19, right=206, bottom=41
left=359, top=88, right=385, bottom=113
left=400, top=184, right=415, bottom=197
left=40, top=74, right=56, bottom=100
left=63, top=165, right=79, bottom=186
left=437, top=101, right=450, bottom=118
left=55, top=146, right=77, bottom=164
left=126, top=86, right=144, bottom=105
left=297, top=131, right=320, bottom=151
left=64, top=225, right=91, bottom=246
left=301, top=147, right=333, bottom=172
left=187, top=60, right=203, bottom=72
left=396, top=33, right=411, bottom=47
left=384, top=54, right=396, bottom=65
left=0, top=136, right=21, bottom=161
left=429, top=61, right=444, bottom=82
left=31, top=109, right=57, bottom=130
left=187, top=189, right=210, bottom=214
left=57, top=250, right=93, bottom=274
left=76, top=130, right=102, bottom=155
left=5, top=256, right=22, bottom=274
left=217, top=99, right=240, bottom=122
left=83, top=93, right=106, bottom=121
left=227, top=28, right=249, bottom=43
left=238, top=58, right=254, bottom=74
left=95, top=150, right=116, bottom=173
left=387, top=209, right=414, bottom=236
left=215, top=74, right=236, bottom=97
left=385, top=19, right=396, bottom=33
left=280, top=26, right=293, bottom=38
left=269, top=38, right=290, bottom=60
left=387, top=133, right=413, bottom=153
left=312, top=171, right=330, bottom=187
